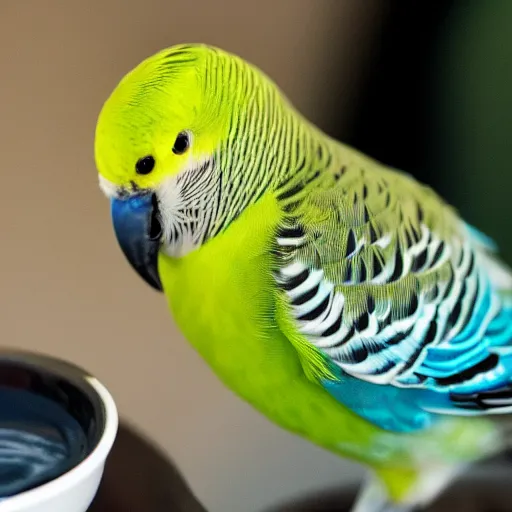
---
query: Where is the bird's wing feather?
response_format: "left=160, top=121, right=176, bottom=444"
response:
left=274, top=162, right=512, bottom=432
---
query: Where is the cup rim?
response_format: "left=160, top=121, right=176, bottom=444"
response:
left=0, top=351, right=118, bottom=510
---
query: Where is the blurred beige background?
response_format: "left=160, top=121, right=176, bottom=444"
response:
left=0, top=1, right=382, bottom=510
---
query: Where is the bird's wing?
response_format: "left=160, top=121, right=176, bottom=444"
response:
left=273, top=161, right=512, bottom=432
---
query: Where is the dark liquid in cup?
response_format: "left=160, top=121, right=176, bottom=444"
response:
left=0, top=387, right=89, bottom=499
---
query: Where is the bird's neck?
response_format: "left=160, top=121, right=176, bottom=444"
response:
left=158, top=191, right=300, bottom=389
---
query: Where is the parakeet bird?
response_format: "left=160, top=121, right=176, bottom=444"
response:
left=95, top=44, right=512, bottom=511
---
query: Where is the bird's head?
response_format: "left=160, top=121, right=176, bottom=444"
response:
left=95, top=44, right=286, bottom=291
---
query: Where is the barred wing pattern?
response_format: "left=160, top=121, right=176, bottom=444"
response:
left=274, top=165, right=512, bottom=432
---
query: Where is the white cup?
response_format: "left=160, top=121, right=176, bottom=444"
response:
left=0, top=350, right=118, bottom=512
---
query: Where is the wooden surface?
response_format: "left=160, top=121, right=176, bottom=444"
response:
left=89, top=422, right=512, bottom=511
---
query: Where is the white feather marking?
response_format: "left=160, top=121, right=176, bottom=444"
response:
left=371, top=255, right=397, bottom=284
left=376, top=300, right=392, bottom=320
left=373, top=233, right=391, bottom=249
left=296, top=293, right=334, bottom=330
left=341, top=360, right=407, bottom=385
left=292, top=281, right=334, bottom=318
left=335, top=308, right=422, bottom=383
left=277, top=236, right=306, bottom=247
left=287, top=269, right=324, bottom=300
left=311, top=319, right=353, bottom=349
left=354, top=313, right=379, bottom=339
left=444, top=268, right=478, bottom=340
left=424, top=403, right=512, bottom=415
left=301, top=293, right=345, bottom=336
left=408, top=224, right=430, bottom=256
left=158, top=157, right=217, bottom=258
left=401, top=246, right=413, bottom=275
left=280, top=261, right=307, bottom=278
left=98, top=175, right=119, bottom=198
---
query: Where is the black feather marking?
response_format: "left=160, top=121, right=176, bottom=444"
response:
left=279, top=269, right=309, bottom=291
left=457, top=246, right=465, bottom=267
left=404, top=228, right=413, bottom=248
left=325, top=151, right=332, bottom=168
left=291, top=283, right=319, bottom=305
left=306, top=170, right=321, bottom=185
left=330, top=325, right=355, bottom=349
left=378, top=311, right=392, bottom=329
left=431, top=241, right=445, bottom=267
left=277, top=181, right=304, bottom=201
left=417, top=203, right=424, bottom=223
left=322, top=311, right=343, bottom=337
left=407, top=294, right=419, bottom=317
left=367, top=295, right=375, bottom=313
left=369, top=223, right=378, bottom=243
left=351, top=345, right=368, bottom=363
left=386, top=325, right=415, bottom=346
left=442, top=266, right=455, bottom=299
left=465, top=251, right=475, bottom=278
left=440, top=354, right=499, bottom=387
left=427, top=283, right=439, bottom=301
left=165, top=49, right=190, bottom=59
left=346, top=230, right=356, bottom=257
left=397, top=319, right=438, bottom=376
left=477, top=385, right=512, bottom=401
left=372, top=252, right=383, bottom=277
left=411, top=225, right=421, bottom=243
left=372, top=360, right=396, bottom=375
left=277, top=225, right=305, bottom=239
left=343, top=260, right=353, bottom=282
left=448, top=398, right=482, bottom=411
left=457, top=280, right=480, bottom=335
left=297, top=294, right=330, bottom=321
left=363, top=205, right=370, bottom=223
left=445, top=282, right=466, bottom=333
left=362, top=185, right=368, bottom=199
left=389, top=245, right=404, bottom=282
left=355, top=312, right=369, bottom=331
left=423, top=320, right=437, bottom=346
left=283, top=201, right=302, bottom=214
left=414, top=373, right=428, bottom=384
left=411, top=247, right=428, bottom=272
left=359, top=261, right=367, bottom=283
left=334, top=166, right=346, bottom=181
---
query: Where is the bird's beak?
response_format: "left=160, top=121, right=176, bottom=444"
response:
left=110, top=193, right=163, bottom=292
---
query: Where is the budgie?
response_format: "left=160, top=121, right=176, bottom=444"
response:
left=94, top=44, right=512, bottom=511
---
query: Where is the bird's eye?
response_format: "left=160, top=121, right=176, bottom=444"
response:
left=172, top=131, right=191, bottom=155
left=135, top=155, right=155, bottom=175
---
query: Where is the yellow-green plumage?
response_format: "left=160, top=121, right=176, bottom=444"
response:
left=95, top=44, right=512, bottom=510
